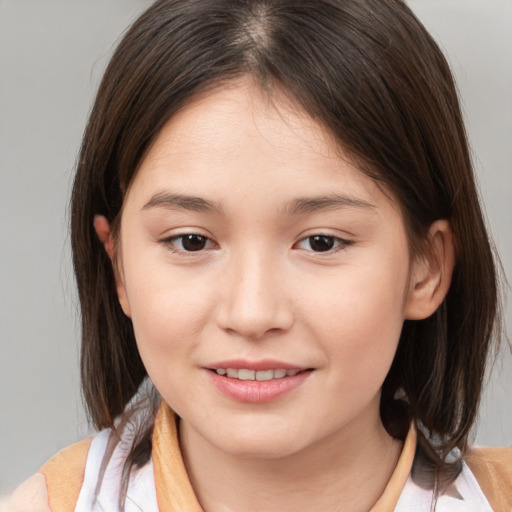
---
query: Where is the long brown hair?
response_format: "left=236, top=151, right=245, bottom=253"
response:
left=71, top=0, right=501, bottom=499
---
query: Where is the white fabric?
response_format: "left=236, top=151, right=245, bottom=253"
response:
left=75, top=428, right=158, bottom=512
left=395, top=461, right=492, bottom=511
left=75, top=427, right=492, bottom=512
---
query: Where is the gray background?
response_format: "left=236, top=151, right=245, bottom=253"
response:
left=0, top=0, right=511, bottom=495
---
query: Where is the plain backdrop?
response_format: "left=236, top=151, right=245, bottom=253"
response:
left=0, top=0, right=511, bottom=495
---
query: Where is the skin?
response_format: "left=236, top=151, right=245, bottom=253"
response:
left=12, top=78, right=453, bottom=511
left=100, top=79, right=454, bottom=511
left=3, top=474, right=50, bottom=512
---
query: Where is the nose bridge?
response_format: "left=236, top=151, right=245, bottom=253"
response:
left=217, top=246, right=292, bottom=339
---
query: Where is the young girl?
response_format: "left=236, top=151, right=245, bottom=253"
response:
left=7, top=0, right=511, bottom=510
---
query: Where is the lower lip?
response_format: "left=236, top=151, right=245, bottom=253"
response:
left=206, top=370, right=312, bottom=403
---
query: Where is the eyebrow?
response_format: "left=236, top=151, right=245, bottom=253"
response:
left=142, top=192, right=224, bottom=213
left=141, top=191, right=375, bottom=216
left=284, top=194, right=375, bottom=215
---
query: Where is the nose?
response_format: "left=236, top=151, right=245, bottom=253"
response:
left=215, top=250, right=294, bottom=340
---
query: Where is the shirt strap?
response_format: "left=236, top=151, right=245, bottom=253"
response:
left=39, top=438, right=92, bottom=512
left=153, top=402, right=204, bottom=511
left=465, top=445, right=512, bottom=511
left=370, top=424, right=417, bottom=511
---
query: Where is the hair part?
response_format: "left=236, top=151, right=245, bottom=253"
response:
left=71, top=0, right=501, bottom=499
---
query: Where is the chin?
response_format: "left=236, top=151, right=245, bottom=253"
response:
left=207, top=421, right=311, bottom=460
left=223, top=437, right=305, bottom=460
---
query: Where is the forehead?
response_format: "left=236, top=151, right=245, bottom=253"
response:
left=144, top=81, right=338, bottom=168
left=125, top=79, right=400, bottom=219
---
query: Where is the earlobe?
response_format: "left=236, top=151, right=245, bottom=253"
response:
left=404, top=220, right=455, bottom=320
left=93, top=215, right=132, bottom=318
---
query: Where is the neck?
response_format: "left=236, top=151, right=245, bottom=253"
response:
left=179, top=401, right=402, bottom=512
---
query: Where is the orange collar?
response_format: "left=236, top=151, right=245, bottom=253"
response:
left=152, top=402, right=417, bottom=512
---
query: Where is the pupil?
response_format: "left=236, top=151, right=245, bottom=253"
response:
left=310, top=235, right=334, bottom=252
left=182, top=234, right=206, bottom=251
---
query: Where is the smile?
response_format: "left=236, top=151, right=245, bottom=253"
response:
left=214, top=368, right=301, bottom=381
left=206, top=365, right=313, bottom=403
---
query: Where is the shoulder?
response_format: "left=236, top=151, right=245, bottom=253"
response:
left=466, top=445, right=512, bottom=482
left=39, top=438, right=92, bottom=481
left=39, top=438, right=92, bottom=512
left=4, top=438, right=92, bottom=512
left=2, top=474, right=51, bottom=512
left=465, top=445, right=512, bottom=511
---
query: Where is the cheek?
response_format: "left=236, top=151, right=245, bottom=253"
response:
left=303, top=252, right=409, bottom=380
left=121, top=257, right=215, bottom=377
left=127, top=284, right=210, bottom=407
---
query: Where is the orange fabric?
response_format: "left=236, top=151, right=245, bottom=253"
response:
left=370, top=425, right=417, bottom=511
left=465, top=446, right=512, bottom=512
left=152, top=402, right=417, bottom=512
left=153, top=402, right=204, bottom=511
left=39, top=438, right=92, bottom=512
left=33, top=405, right=512, bottom=512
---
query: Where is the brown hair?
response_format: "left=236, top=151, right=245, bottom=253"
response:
left=71, top=0, right=501, bottom=499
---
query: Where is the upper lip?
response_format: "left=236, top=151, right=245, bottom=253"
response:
left=205, top=359, right=309, bottom=371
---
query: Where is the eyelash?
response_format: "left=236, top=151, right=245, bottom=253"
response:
left=162, top=233, right=353, bottom=254
left=294, top=234, right=353, bottom=253
left=163, top=234, right=216, bottom=253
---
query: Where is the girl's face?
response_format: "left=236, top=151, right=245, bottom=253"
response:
left=114, top=80, right=426, bottom=459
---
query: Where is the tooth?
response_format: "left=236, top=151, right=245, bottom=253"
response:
left=221, top=367, right=300, bottom=380
left=256, top=370, right=274, bottom=381
left=238, top=369, right=256, bottom=380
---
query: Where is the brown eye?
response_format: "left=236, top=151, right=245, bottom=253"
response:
left=164, top=234, right=214, bottom=252
left=308, top=235, right=335, bottom=252
left=181, top=234, right=207, bottom=251
left=295, top=235, right=352, bottom=253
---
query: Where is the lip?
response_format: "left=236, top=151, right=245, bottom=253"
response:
left=205, top=359, right=308, bottom=371
left=204, top=360, right=313, bottom=403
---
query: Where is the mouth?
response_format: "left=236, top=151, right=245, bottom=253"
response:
left=209, top=368, right=307, bottom=381
left=204, top=360, right=314, bottom=402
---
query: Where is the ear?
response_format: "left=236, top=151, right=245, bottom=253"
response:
left=93, top=215, right=131, bottom=318
left=404, top=220, right=455, bottom=320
